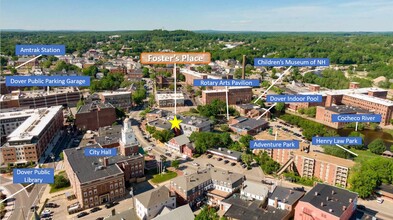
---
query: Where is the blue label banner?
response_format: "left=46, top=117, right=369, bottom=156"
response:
left=254, top=58, right=330, bottom=66
left=6, top=76, right=90, bottom=87
left=331, top=114, right=381, bottom=122
left=312, top=137, right=363, bottom=145
left=250, top=140, right=299, bottom=149
left=84, top=148, right=117, bottom=157
left=266, top=95, right=322, bottom=103
left=16, top=45, right=65, bottom=55
left=13, top=168, right=54, bottom=184
left=193, top=79, right=259, bottom=87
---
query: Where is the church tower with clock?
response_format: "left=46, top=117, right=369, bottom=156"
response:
left=119, top=117, right=139, bottom=156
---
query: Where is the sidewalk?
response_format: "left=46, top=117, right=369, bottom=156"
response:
left=38, top=131, right=63, bottom=164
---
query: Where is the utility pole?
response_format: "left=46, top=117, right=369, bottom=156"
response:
left=242, top=55, right=246, bottom=79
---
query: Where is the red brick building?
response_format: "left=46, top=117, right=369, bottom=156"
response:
left=202, top=87, right=252, bottom=105
left=295, top=183, right=357, bottom=220
left=75, top=101, right=116, bottom=131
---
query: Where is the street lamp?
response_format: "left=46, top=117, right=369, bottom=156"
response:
left=50, top=153, right=55, bottom=169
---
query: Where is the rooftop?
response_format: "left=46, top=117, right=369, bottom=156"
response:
left=300, top=183, right=358, bottom=218
left=63, top=145, right=124, bottom=184
left=135, top=186, right=173, bottom=209
left=207, top=147, right=242, bottom=160
left=345, top=93, right=393, bottom=107
left=77, top=101, right=115, bottom=114
left=222, top=195, right=289, bottom=220
left=0, top=87, right=80, bottom=101
left=231, top=118, right=268, bottom=131
left=155, top=93, right=185, bottom=101
left=270, top=186, right=305, bottom=206
left=152, top=205, right=194, bottom=220
left=181, top=116, right=211, bottom=128
left=148, top=119, right=172, bottom=130
left=299, top=87, right=386, bottom=97
left=324, top=105, right=372, bottom=114
left=100, top=91, right=131, bottom=96
left=170, top=134, right=190, bottom=146
left=202, top=86, right=252, bottom=93
left=241, top=180, right=270, bottom=199
left=6, top=106, right=63, bottom=142
left=295, top=149, right=356, bottom=168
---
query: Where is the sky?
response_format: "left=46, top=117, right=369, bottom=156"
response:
left=1, top=0, right=392, bottom=31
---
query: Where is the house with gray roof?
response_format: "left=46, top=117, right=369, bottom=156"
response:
left=170, top=168, right=244, bottom=208
left=152, top=204, right=194, bottom=220
left=135, top=186, right=176, bottom=220
left=165, top=134, right=195, bottom=158
left=229, top=117, right=269, bottom=135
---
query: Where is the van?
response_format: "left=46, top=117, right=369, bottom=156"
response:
left=377, top=198, right=384, bottom=204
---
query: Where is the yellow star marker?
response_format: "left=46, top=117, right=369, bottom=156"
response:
left=169, top=115, right=182, bottom=130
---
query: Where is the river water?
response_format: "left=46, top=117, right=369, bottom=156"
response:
left=337, top=128, right=393, bottom=149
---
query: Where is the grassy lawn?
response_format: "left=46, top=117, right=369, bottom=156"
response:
left=49, top=186, right=71, bottom=193
left=351, top=148, right=380, bottom=164
left=151, top=171, right=177, bottom=184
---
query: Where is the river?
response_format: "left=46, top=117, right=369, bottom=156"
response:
left=337, top=128, right=393, bottom=149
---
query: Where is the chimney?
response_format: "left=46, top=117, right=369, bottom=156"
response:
left=349, top=198, right=353, bottom=203
left=342, top=206, right=346, bottom=211
left=320, top=202, right=324, bottom=207
left=314, top=191, right=318, bottom=196
left=290, top=190, right=293, bottom=194
left=274, top=197, right=278, bottom=208
left=242, top=55, right=246, bottom=79
left=103, top=157, right=109, bottom=167
left=331, top=190, right=335, bottom=195
left=326, top=196, right=329, bottom=201
left=329, top=209, right=333, bottom=213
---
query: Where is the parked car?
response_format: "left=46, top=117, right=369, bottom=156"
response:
left=192, top=162, right=200, bottom=166
left=90, top=207, right=102, bottom=213
left=45, top=203, right=58, bottom=208
left=230, top=162, right=236, bottom=166
left=207, top=154, right=213, bottom=158
left=377, top=198, right=384, bottom=204
left=224, top=160, right=229, bottom=164
left=105, top=201, right=119, bottom=209
left=206, top=163, right=214, bottom=168
left=217, top=157, right=223, bottom=161
left=96, top=218, right=104, bottom=220
left=77, top=212, right=89, bottom=218
left=42, top=209, right=51, bottom=215
left=30, top=205, right=38, bottom=212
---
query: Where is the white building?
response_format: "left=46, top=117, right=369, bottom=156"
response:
left=135, top=186, right=176, bottom=220
left=155, top=93, right=185, bottom=107
left=240, top=180, right=270, bottom=201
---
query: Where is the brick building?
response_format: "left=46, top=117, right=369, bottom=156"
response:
left=315, top=105, right=372, bottom=129
left=229, top=117, right=269, bottom=135
left=75, top=101, right=116, bottom=131
left=0, top=106, right=63, bottom=165
left=0, top=87, right=82, bottom=109
left=63, top=119, right=144, bottom=209
left=271, top=146, right=355, bottom=186
left=202, top=87, right=252, bottom=105
left=99, top=91, right=132, bottom=111
left=294, top=183, right=357, bottom=220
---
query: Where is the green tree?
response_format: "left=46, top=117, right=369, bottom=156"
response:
left=241, top=153, right=253, bottom=166
left=275, top=102, right=285, bottom=113
left=153, top=130, right=174, bottom=143
left=51, top=175, right=70, bottom=189
left=76, top=99, right=85, bottom=109
left=171, top=159, right=180, bottom=169
left=368, top=138, right=386, bottom=155
left=348, top=131, right=365, bottom=149
left=59, top=152, right=64, bottom=161
left=142, top=67, right=150, bottom=77
left=195, top=206, right=219, bottom=220
left=239, top=135, right=254, bottom=151
left=220, top=124, right=230, bottom=132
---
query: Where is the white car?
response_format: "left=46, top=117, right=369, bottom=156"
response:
left=42, top=209, right=51, bottom=215
left=377, top=198, right=384, bottom=204
left=192, top=162, right=200, bottom=167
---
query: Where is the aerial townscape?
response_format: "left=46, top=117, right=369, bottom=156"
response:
left=0, top=1, right=393, bottom=220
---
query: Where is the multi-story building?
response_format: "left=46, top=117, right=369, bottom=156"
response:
left=0, top=107, right=33, bottom=139
left=0, top=106, right=63, bottom=165
left=155, top=93, right=185, bottom=107
left=271, top=146, right=355, bottom=187
left=341, top=93, right=393, bottom=125
left=75, top=101, right=116, bottom=131
left=135, top=186, right=176, bottom=220
left=64, top=146, right=126, bottom=209
left=240, top=180, right=270, bottom=201
left=294, top=183, right=358, bottom=220
left=64, top=119, right=145, bottom=209
left=0, top=87, right=82, bottom=109
left=99, top=91, right=132, bottom=111
left=152, top=204, right=194, bottom=220
left=170, top=168, right=244, bottom=208
left=165, top=134, right=194, bottom=158
left=315, top=105, right=372, bottom=129
left=156, top=76, right=174, bottom=89
left=268, top=186, right=305, bottom=217
left=180, top=116, right=211, bottom=136
left=202, top=87, right=252, bottom=105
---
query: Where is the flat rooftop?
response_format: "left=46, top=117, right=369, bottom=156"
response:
left=100, top=91, right=131, bottom=96
left=77, top=101, right=115, bottom=114
left=299, top=87, right=386, bottom=97
left=0, top=108, right=36, bottom=120
left=0, top=87, right=80, bottom=101
left=324, top=105, right=372, bottom=114
left=345, top=93, right=393, bottom=107
left=180, top=68, right=221, bottom=79
left=155, top=93, right=185, bottom=100
left=203, top=86, right=252, bottom=93
left=6, top=106, right=63, bottom=142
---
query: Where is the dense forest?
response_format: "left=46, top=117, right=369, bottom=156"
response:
left=2, top=30, right=393, bottom=79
